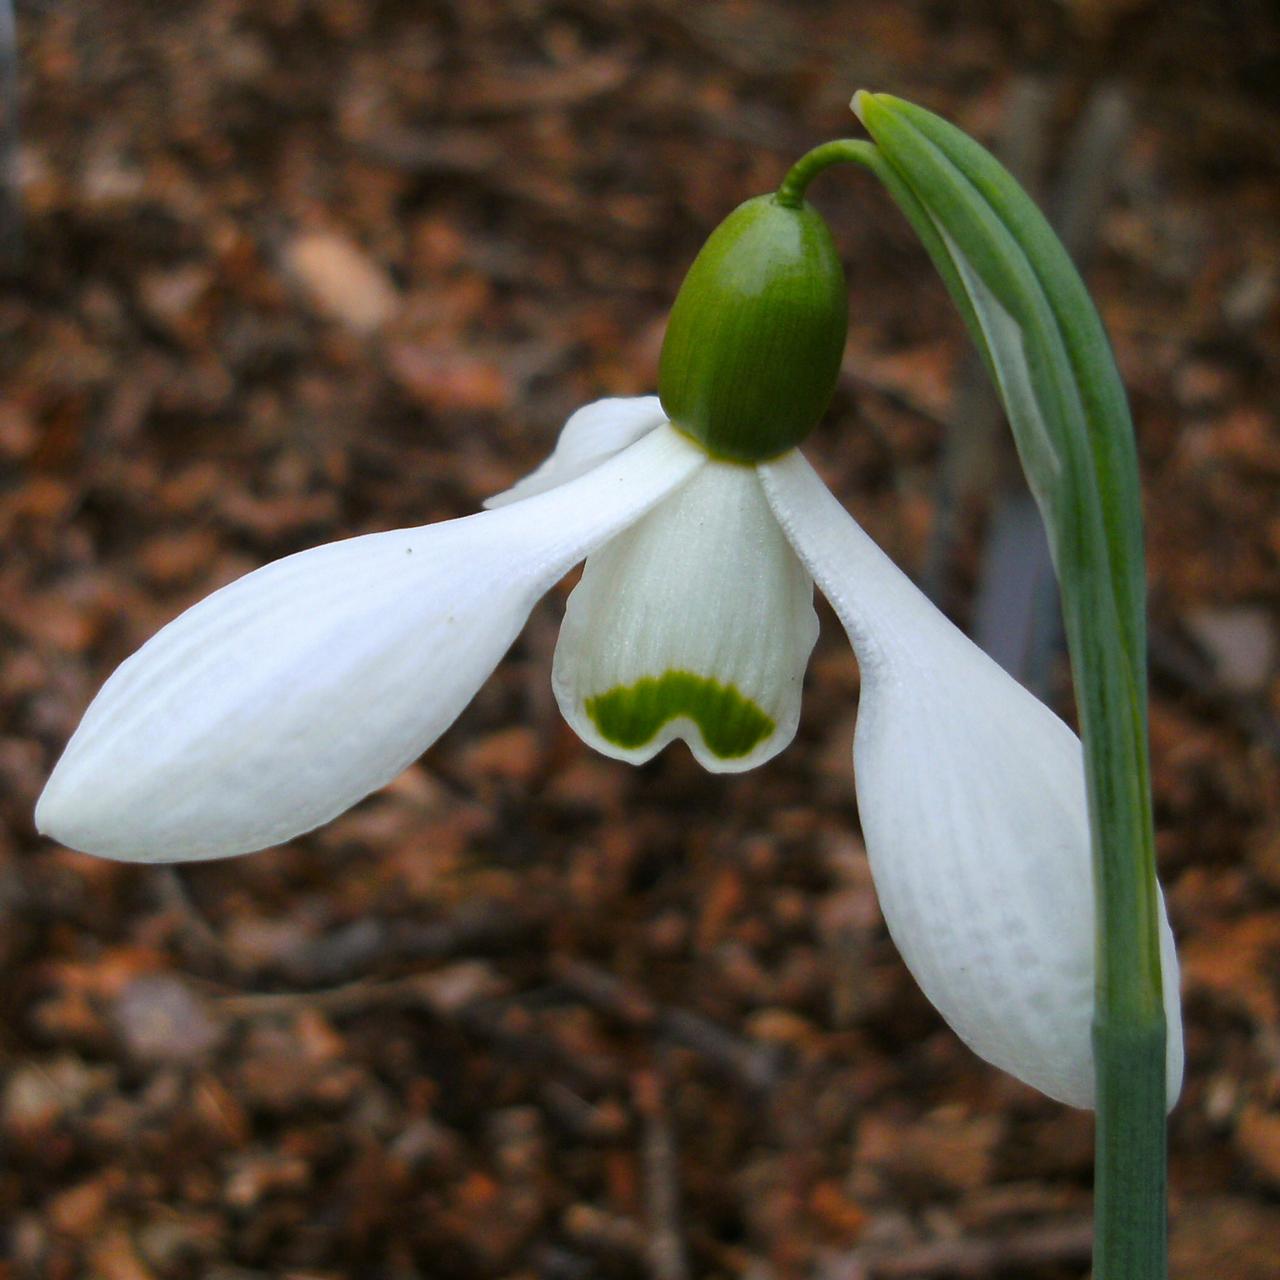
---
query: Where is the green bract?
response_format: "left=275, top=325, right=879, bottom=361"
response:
left=658, top=194, right=847, bottom=463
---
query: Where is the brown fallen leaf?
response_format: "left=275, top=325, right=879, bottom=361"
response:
left=284, top=230, right=399, bottom=333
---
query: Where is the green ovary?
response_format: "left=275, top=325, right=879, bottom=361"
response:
left=585, top=670, right=775, bottom=759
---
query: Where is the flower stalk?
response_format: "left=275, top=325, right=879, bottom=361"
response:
left=777, top=96, right=1171, bottom=1279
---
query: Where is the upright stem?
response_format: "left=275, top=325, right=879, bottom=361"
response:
left=1094, top=1017, right=1167, bottom=1274
left=1072, top=605, right=1168, bottom=1279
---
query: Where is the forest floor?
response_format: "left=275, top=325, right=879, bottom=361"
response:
left=2, top=2, right=1279, bottom=1277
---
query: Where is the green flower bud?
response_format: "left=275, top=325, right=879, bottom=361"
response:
left=659, top=194, right=847, bottom=463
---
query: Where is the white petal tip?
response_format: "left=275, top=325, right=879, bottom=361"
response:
left=32, top=784, right=61, bottom=843
left=32, top=773, right=104, bottom=856
left=484, top=397, right=668, bottom=509
left=34, top=767, right=228, bottom=863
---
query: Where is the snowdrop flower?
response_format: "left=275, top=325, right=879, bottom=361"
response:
left=36, top=194, right=1182, bottom=1110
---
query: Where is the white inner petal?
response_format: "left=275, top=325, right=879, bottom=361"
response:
left=553, top=460, right=818, bottom=773
left=485, top=396, right=668, bottom=508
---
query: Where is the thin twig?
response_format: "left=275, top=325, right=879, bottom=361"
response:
left=155, top=867, right=237, bottom=977
left=845, top=1218, right=1094, bottom=1278
left=555, top=958, right=785, bottom=1093
left=635, top=1070, right=690, bottom=1280
left=275, top=900, right=547, bottom=987
left=217, top=967, right=624, bottom=1091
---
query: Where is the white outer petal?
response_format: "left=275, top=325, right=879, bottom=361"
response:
left=484, top=396, right=668, bottom=508
left=37, top=425, right=705, bottom=863
left=760, top=450, right=1183, bottom=1109
left=552, top=461, right=817, bottom=772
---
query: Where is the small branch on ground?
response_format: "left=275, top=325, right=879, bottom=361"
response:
left=635, top=1069, right=691, bottom=1280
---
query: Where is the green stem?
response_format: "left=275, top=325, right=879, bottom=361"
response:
left=775, top=139, right=879, bottom=206
left=1094, top=1015, right=1168, bottom=1275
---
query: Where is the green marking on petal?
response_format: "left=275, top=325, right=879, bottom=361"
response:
left=584, top=670, right=775, bottom=760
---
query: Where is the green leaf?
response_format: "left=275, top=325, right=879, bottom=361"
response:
left=856, top=94, right=1147, bottom=688
left=853, top=91, right=1169, bottom=1280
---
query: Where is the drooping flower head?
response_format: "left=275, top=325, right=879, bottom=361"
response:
left=36, top=183, right=1182, bottom=1111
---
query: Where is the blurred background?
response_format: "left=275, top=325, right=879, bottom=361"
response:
left=1, top=1, right=1278, bottom=1277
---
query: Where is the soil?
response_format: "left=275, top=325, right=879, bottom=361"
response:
left=2, top=2, right=1279, bottom=1278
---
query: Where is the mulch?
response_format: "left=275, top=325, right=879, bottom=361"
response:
left=2, top=2, right=1279, bottom=1277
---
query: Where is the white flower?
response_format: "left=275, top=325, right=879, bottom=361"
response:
left=35, top=396, right=1182, bottom=1109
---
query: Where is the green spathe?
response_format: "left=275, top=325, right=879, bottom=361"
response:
left=585, top=670, right=775, bottom=760
left=659, top=195, right=847, bottom=463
